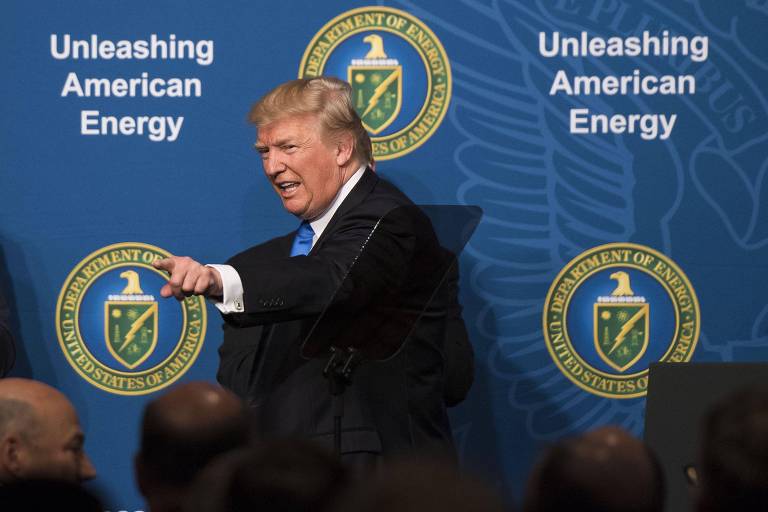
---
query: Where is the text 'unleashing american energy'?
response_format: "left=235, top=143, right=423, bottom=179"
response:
left=539, top=30, right=709, bottom=140
left=51, top=34, right=214, bottom=142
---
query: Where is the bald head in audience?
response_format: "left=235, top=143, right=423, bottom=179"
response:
left=0, top=378, right=96, bottom=483
left=135, top=381, right=250, bottom=512
left=523, top=426, right=664, bottom=512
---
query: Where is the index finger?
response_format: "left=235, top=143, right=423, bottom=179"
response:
left=153, top=257, right=175, bottom=272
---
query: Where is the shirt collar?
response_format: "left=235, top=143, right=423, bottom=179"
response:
left=308, top=164, right=367, bottom=246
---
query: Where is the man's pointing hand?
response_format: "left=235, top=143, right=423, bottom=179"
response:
left=153, top=256, right=223, bottom=301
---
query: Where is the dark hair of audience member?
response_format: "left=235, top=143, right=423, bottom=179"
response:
left=137, top=384, right=250, bottom=486
left=185, top=439, right=347, bottom=512
left=523, top=426, right=664, bottom=512
left=332, top=457, right=505, bottom=512
left=698, top=387, right=768, bottom=512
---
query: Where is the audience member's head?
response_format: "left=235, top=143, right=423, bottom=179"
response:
left=697, top=387, right=768, bottom=512
left=0, top=378, right=96, bottom=483
left=185, top=439, right=347, bottom=512
left=135, top=381, right=250, bottom=512
left=523, top=426, right=664, bottom=512
left=332, top=457, right=505, bottom=512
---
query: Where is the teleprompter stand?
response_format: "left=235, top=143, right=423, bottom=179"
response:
left=301, top=205, right=482, bottom=457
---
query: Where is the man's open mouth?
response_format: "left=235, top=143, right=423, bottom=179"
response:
left=278, top=182, right=299, bottom=192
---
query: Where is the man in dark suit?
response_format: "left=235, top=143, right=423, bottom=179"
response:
left=154, top=77, right=471, bottom=460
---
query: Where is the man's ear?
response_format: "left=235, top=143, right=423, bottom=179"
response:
left=334, top=132, right=355, bottom=167
left=0, top=435, right=25, bottom=478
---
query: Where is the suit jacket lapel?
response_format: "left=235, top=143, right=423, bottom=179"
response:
left=310, top=167, right=378, bottom=253
left=276, top=233, right=294, bottom=257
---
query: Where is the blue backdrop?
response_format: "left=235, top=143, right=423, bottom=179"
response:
left=2, top=1, right=767, bottom=509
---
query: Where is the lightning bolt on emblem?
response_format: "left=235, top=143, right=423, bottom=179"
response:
left=607, top=307, right=647, bottom=355
left=361, top=68, right=401, bottom=119
left=117, top=305, right=155, bottom=354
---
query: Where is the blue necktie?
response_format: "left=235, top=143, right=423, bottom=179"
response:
left=290, top=221, right=314, bottom=256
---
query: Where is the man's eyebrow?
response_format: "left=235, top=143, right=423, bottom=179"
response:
left=254, top=138, right=293, bottom=151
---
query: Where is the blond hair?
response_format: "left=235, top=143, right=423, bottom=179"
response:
left=248, top=76, right=372, bottom=165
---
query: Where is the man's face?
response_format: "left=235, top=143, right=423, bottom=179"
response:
left=255, top=114, right=350, bottom=220
left=20, top=397, right=96, bottom=483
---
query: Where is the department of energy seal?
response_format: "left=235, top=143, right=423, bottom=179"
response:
left=299, top=6, right=451, bottom=160
left=55, top=242, right=206, bottom=395
left=542, top=243, right=700, bottom=399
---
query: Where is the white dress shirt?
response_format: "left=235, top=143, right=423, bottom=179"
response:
left=209, top=165, right=366, bottom=314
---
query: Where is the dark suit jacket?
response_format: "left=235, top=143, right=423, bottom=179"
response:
left=216, top=169, right=470, bottom=456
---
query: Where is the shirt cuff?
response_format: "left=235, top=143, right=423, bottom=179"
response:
left=206, top=264, right=244, bottom=314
